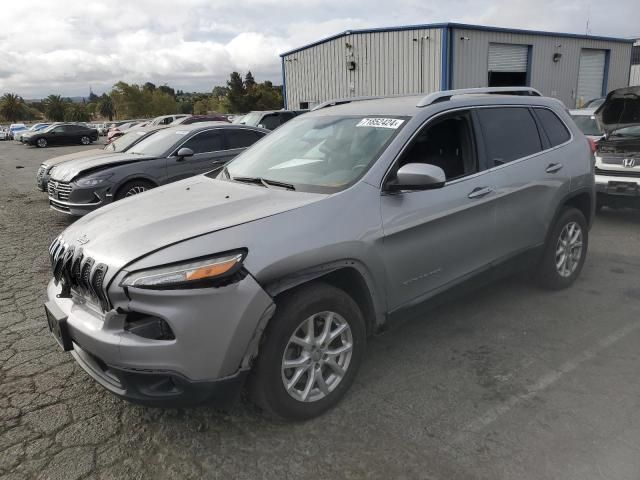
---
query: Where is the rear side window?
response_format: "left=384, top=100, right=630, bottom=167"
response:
left=260, top=114, right=281, bottom=130
left=226, top=129, right=264, bottom=149
left=477, top=107, right=542, bottom=165
left=534, top=108, right=571, bottom=146
left=181, top=130, right=223, bottom=154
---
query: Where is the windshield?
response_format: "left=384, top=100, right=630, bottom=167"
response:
left=127, top=128, right=188, bottom=156
left=104, top=129, right=153, bottom=152
left=571, top=115, right=603, bottom=136
left=610, top=125, right=640, bottom=138
left=235, top=112, right=262, bottom=126
left=224, top=115, right=406, bottom=193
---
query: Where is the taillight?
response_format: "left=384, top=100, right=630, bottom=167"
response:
left=587, top=137, right=597, bottom=154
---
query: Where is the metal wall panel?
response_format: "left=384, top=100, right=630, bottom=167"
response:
left=631, top=66, right=640, bottom=86
left=451, top=27, right=632, bottom=108
left=282, top=28, right=443, bottom=109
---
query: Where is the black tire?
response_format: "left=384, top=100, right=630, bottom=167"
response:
left=114, top=179, right=155, bottom=201
left=535, top=207, right=588, bottom=290
left=36, top=137, right=47, bottom=148
left=249, top=282, right=366, bottom=420
left=80, top=135, right=91, bottom=145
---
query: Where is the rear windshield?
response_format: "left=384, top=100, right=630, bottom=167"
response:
left=571, top=114, right=603, bottom=136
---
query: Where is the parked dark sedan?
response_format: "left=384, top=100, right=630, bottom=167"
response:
left=36, top=126, right=167, bottom=191
left=47, top=123, right=268, bottom=215
left=25, top=123, right=99, bottom=148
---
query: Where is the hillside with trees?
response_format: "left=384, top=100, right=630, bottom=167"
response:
left=0, top=72, right=283, bottom=122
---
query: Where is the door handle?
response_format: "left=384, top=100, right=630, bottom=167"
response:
left=468, top=186, right=494, bottom=199
left=546, top=163, right=563, bottom=173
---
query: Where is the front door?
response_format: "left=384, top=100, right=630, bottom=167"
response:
left=380, top=110, right=500, bottom=311
left=166, top=129, right=226, bottom=182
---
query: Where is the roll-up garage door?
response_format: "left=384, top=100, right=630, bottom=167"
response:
left=488, top=43, right=529, bottom=72
left=576, top=49, right=606, bottom=107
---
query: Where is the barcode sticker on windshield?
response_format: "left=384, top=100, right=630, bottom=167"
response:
left=356, top=118, right=404, bottom=129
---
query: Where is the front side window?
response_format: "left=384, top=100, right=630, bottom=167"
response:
left=397, top=111, right=478, bottom=181
left=477, top=107, right=542, bottom=166
left=180, top=130, right=223, bottom=154
left=224, top=115, right=406, bottom=193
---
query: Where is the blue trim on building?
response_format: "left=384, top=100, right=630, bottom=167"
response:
left=602, top=49, right=611, bottom=96
left=526, top=45, right=533, bottom=86
left=440, top=26, right=449, bottom=90
left=279, top=22, right=634, bottom=57
left=281, top=57, right=288, bottom=109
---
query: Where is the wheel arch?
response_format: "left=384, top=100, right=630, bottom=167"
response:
left=113, top=175, right=159, bottom=197
left=263, top=260, right=386, bottom=337
left=543, top=186, right=594, bottom=251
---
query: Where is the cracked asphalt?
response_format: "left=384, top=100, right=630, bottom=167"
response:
left=1, top=140, right=640, bottom=480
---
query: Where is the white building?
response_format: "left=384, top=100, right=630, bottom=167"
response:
left=630, top=41, right=640, bottom=86
left=281, top=23, right=634, bottom=109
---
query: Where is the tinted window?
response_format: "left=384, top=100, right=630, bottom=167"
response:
left=260, top=114, right=281, bottom=130
left=226, top=129, right=263, bottom=149
left=477, top=107, right=542, bottom=165
left=181, top=130, right=223, bottom=154
left=535, top=108, right=571, bottom=146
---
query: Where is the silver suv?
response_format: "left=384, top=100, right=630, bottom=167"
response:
left=44, top=87, right=594, bottom=420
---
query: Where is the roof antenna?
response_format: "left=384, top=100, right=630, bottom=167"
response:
left=585, top=3, right=592, bottom=35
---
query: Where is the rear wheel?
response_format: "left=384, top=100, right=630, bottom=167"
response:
left=249, top=283, right=366, bottom=420
left=80, top=136, right=91, bottom=145
left=114, top=179, right=155, bottom=201
left=36, top=138, right=47, bottom=148
left=534, top=207, right=588, bottom=290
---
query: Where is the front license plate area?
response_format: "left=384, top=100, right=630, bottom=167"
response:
left=607, top=181, right=639, bottom=196
left=44, top=301, right=74, bottom=351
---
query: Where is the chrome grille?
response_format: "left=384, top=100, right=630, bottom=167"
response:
left=47, top=180, right=73, bottom=200
left=48, top=238, right=109, bottom=311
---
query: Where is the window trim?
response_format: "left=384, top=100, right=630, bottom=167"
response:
left=224, top=128, right=265, bottom=151
left=531, top=106, right=572, bottom=149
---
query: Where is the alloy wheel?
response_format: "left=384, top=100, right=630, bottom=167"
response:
left=125, top=186, right=147, bottom=197
left=81, top=136, right=90, bottom=145
left=555, top=221, right=583, bottom=277
left=281, top=311, right=353, bottom=402
left=37, top=138, right=47, bottom=147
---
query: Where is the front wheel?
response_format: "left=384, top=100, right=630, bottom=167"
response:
left=249, top=283, right=366, bottom=420
left=534, top=207, right=588, bottom=290
left=36, top=138, right=47, bottom=148
left=114, top=179, right=155, bottom=201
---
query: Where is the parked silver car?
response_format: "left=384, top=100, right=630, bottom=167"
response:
left=44, top=87, right=594, bottom=419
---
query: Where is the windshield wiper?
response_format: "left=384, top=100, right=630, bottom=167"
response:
left=232, top=176, right=295, bottom=190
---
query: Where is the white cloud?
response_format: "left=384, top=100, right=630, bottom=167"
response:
left=0, top=0, right=636, bottom=97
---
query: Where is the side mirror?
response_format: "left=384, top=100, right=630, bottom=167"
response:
left=386, top=163, right=446, bottom=192
left=257, top=124, right=265, bottom=129
left=176, top=147, right=194, bottom=158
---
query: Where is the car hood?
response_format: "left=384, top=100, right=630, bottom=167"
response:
left=595, top=86, right=640, bottom=133
left=43, top=149, right=107, bottom=168
left=50, top=152, right=156, bottom=182
left=56, top=176, right=324, bottom=277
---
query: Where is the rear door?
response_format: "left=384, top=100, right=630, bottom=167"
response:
left=380, top=110, right=501, bottom=310
left=475, top=106, right=572, bottom=258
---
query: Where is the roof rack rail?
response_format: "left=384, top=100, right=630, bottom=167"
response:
left=311, top=96, right=384, bottom=111
left=417, top=87, right=542, bottom=107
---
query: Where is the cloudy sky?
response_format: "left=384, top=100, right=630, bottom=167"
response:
left=0, top=0, right=637, bottom=98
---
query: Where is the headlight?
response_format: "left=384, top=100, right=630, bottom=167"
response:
left=75, top=174, right=113, bottom=187
left=121, top=251, right=246, bottom=290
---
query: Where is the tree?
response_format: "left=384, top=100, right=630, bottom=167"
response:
left=64, top=103, right=90, bottom=122
left=244, top=71, right=256, bottom=91
left=43, top=95, right=68, bottom=121
left=158, top=85, right=175, bottom=98
left=143, top=82, right=157, bottom=92
left=212, top=86, right=228, bottom=99
left=179, top=101, right=193, bottom=114
left=193, top=99, right=209, bottom=115
left=225, top=72, right=247, bottom=112
left=149, top=90, right=177, bottom=116
left=97, top=94, right=115, bottom=121
left=0, top=93, right=26, bottom=122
